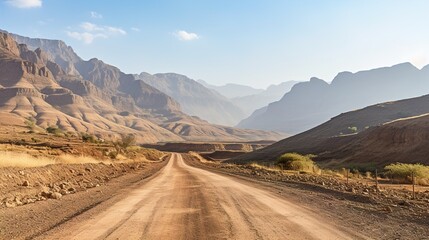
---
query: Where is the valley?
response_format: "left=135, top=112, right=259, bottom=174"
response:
left=2, top=2, right=429, bottom=239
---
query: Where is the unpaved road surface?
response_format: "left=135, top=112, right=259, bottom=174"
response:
left=41, top=153, right=364, bottom=240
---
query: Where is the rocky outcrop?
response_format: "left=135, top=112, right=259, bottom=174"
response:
left=120, top=78, right=181, bottom=112
left=4, top=30, right=82, bottom=76
left=0, top=30, right=283, bottom=143
left=0, top=32, right=19, bottom=56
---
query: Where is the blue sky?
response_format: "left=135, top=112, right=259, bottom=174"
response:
left=2, top=0, right=429, bottom=88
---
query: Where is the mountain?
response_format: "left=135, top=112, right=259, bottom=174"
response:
left=198, top=80, right=264, bottom=98
left=230, top=93, right=429, bottom=168
left=0, top=30, right=283, bottom=143
left=136, top=72, right=245, bottom=126
left=238, top=63, right=429, bottom=135
left=231, top=81, right=299, bottom=116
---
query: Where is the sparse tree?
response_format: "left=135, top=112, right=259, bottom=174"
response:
left=112, top=134, right=136, bottom=155
left=24, top=117, right=36, bottom=132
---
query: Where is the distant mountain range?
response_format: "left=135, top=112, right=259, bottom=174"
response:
left=136, top=73, right=246, bottom=126
left=231, top=93, right=429, bottom=168
left=198, top=80, right=264, bottom=98
left=199, top=79, right=300, bottom=117
left=230, top=81, right=299, bottom=116
left=238, top=63, right=429, bottom=135
left=0, top=29, right=283, bottom=143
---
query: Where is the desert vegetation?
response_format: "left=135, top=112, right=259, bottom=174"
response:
left=385, top=163, right=429, bottom=185
left=276, top=153, right=317, bottom=172
left=46, top=126, right=64, bottom=136
left=110, top=134, right=137, bottom=158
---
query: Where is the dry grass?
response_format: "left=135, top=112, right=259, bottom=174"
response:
left=249, top=163, right=281, bottom=172
left=0, top=152, right=55, bottom=168
left=57, top=154, right=99, bottom=164
left=0, top=151, right=100, bottom=168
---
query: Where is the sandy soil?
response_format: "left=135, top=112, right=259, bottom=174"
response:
left=0, top=160, right=168, bottom=239
left=2, top=153, right=427, bottom=239
left=38, top=153, right=362, bottom=240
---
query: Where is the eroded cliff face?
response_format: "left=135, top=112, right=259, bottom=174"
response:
left=0, top=31, right=283, bottom=143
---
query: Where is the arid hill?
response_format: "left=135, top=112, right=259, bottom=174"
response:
left=0, top=30, right=283, bottom=143
left=231, top=94, right=429, bottom=168
left=238, top=63, right=429, bottom=135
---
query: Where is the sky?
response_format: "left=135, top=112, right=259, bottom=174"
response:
left=1, top=0, right=429, bottom=89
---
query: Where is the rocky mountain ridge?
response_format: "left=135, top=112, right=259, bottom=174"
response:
left=0, top=30, right=283, bottom=143
left=238, top=63, right=429, bottom=135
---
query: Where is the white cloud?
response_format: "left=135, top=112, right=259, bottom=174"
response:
left=106, top=26, right=126, bottom=35
left=66, top=32, right=107, bottom=44
left=67, top=22, right=127, bottom=44
left=175, top=30, right=200, bottom=41
left=6, top=0, right=42, bottom=8
left=90, top=11, right=103, bottom=19
left=131, top=27, right=141, bottom=32
left=80, top=22, right=103, bottom=32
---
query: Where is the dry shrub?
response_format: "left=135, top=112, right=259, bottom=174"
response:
left=277, top=153, right=316, bottom=172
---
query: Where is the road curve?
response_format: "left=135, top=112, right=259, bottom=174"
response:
left=42, top=153, right=363, bottom=240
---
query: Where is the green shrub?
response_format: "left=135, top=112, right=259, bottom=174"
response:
left=384, top=163, right=429, bottom=182
left=25, top=117, right=36, bottom=132
left=46, top=126, right=63, bottom=136
left=113, top=134, right=136, bottom=154
left=276, top=153, right=316, bottom=172
left=81, top=133, right=97, bottom=143
left=348, top=126, right=358, bottom=133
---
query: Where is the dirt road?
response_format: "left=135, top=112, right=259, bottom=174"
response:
left=42, top=153, right=365, bottom=240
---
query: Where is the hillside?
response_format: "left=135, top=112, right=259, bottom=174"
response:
left=0, top=30, right=283, bottom=143
left=238, top=63, right=429, bottom=134
left=136, top=72, right=245, bottom=126
left=316, top=113, right=429, bottom=169
left=231, top=94, right=429, bottom=168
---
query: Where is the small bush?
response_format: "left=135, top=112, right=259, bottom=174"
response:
left=384, top=163, right=429, bottom=183
left=348, top=126, right=358, bottom=133
left=365, top=171, right=373, bottom=179
left=81, top=133, right=97, bottom=143
left=112, top=134, right=136, bottom=155
left=46, top=126, right=63, bottom=136
left=276, top=153, right=316, bottom=172
left=24, top=117, right=36, bottom=132
left=108, top=151, right=119, bottom=159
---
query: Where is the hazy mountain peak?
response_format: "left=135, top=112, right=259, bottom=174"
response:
left=199, top=80, right=264, bottom=98
left=137, top=72, right=246, bottom=126
left=391, top=62, right=418, bottom=70
left=238, top=63, right=429, bottom=135
left=309, top=77, right=326, bottom=83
